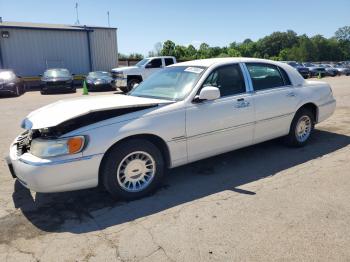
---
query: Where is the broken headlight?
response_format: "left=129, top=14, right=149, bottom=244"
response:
left=30, top=136, right=86, bottom=158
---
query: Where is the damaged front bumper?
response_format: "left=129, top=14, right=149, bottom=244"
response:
left=7, top=135, right=103, bottom=193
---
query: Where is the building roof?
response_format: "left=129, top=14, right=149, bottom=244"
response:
left=0, top=21, right=117, bottom=31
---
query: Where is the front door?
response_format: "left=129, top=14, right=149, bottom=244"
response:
left=143, top=58, right=163, bottom=79
left=186, top=64, right=255, bottom=162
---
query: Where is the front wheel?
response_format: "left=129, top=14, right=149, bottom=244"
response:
left=285, top=109, right=315, bottom=147
left=101, top=139, right=164, bottom=200
left=126, top=78, right=140, bottom=92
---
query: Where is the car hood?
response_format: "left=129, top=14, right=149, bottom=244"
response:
left=296, top=66, right=309, bottom=70
left=111, top=66, right=142, bottom=74
left=22, top=94, right=171, bottom=130
left=86, top=76, right=112, bottom=81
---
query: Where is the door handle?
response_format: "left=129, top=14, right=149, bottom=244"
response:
left=286, top=92, right=296, bottom=97
left=235, top=98, right=250, bottom=108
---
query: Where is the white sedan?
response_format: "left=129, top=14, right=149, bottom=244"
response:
left=7, top=58, right=336, bottom=200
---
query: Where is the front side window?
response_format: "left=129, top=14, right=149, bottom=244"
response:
left=130, top=66, right=205, bottom=101
left=147, top=59, right=163, bottom=68
left=165, top=58, right=174, bottom=66
left=246, top=63, right=286, bottom=91
left=202, top=64, right=246, bottom=97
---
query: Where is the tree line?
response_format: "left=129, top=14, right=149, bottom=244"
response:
left=119, top=26, right=350, bottom=62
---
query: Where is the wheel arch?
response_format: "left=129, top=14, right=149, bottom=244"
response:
left=98, top=133, right=171, bottom=186
left=127, top=75, right=143, bottom=82
left=295, top=102, right=318, bottom=123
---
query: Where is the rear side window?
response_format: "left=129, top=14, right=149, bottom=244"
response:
left=165, top=58, right=174, bottom=66
left=246, top=63, right=288, bottom=91
left=147, top=58, right=163, bottom=68
left=202, top=64, right=246, bottom=97
left=279, top=67, right=291, bottom=85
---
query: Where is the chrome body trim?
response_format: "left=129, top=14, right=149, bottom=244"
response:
left=18, top=153, right=104, bottom=167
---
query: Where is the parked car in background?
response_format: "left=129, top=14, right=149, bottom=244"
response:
left=40, top=68, right=75, bottom=94
left=111, top=56, right=177, bottom=93
left=7, top=58, right=336, bottom=200
left=302, top=63, right=326, bottom=77
left=0, top=69, right=25, bottom=96
left=334, top=65, right=350, bottom=76
left=86, top=71, right=115, bottom=91
left=283, top=61, right=310, bottom=78
left=321, top=64, right=339, bottom=77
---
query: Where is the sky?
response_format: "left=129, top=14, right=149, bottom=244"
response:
left=1, top=0, right=349, bottom=55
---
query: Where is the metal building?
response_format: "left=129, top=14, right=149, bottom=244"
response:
left=0, top=21, right=118, bottom=76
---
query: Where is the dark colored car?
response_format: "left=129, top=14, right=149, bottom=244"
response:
left=0, top=69, right=25, bottom=97
left=86, top=71, right=115, bottom=91
left=302, top=63, right=326, bottom=77
left=321, top=64, right=339, bottom=77
left=285, top=61, right=310, bottom=78
left=40, top=68, right=76, bottom=94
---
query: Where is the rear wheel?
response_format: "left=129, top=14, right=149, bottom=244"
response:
left=285, top=109, right=315, bottom=147
left=102, top=139, right=164, bottom=200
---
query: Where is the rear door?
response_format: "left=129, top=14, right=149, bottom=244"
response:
left=164, top=58, right=175, bottom=66
left=245, top=63, right=299, bottom=143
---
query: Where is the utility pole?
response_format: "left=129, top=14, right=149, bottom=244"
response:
left=107, top=11, right=110, bottom=27
left=75, top=3, right=80, bottom=25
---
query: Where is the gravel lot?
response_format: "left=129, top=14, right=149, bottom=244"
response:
left=1, top=77, right=350, bottom=261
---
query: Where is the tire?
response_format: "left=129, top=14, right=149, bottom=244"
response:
left=126, top=78, right=141, bottom=92
left=40, top=90, right=46, bottom=95
left=101, top=139, right=164, bottom=200
left=14, top=86, right=20, bottom=97
left=285, top=108, right=315, bottom=147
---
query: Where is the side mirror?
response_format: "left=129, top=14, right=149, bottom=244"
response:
left=133, top=83, right=139, bottom=89
left=145, top=63, right=152, bottom=68
left=72, top=73, right=76, bottom=76
left=38, top=74, right=42, bottom=77
left=195, top=86, right=220, bottom=102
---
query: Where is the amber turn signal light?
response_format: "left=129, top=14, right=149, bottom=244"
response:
left=67, top=137, right=85, bottom=154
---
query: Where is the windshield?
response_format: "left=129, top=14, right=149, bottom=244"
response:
left=129, top=66, right=206, bottom=101
left=136, top=59, right=150, bottom=67
left=0, top=70, right=16, bottom=81
left=287, top=62, right=298, bottom=67
left=88, top=71, right=111, bottom=78
left=303, top=63, right=315, bottom=67
left=44, top=69, right=71, bottom=78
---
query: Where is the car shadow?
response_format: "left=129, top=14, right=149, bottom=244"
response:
left=12, top=129, right=350, bottom=234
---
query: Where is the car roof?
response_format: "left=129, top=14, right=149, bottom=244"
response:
left=0, top=69, right=15, bottom=73
left=170, top=57, right=289, bottom=68
left=170, top=57, right=306, bottom=87
left=146, top=56, right=175, bottom=59
left=45, top=68, right=69, bottom=71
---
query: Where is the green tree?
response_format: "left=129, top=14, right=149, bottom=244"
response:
left=186, top=45, right=198, bottom=60
left=335, top=26, right=350, bottom=41
left=161, top=40, right=176, bottom=56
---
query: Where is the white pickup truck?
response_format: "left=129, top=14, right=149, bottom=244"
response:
left=112, top=56, right=177, bottom=92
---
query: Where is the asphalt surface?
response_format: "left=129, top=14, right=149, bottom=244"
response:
left=0, top=77, right=350, bottom=261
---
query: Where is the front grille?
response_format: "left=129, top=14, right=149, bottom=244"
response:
left=47, top=81, right=67, bottom=86
left=16, top=131, right=32, bottom=156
